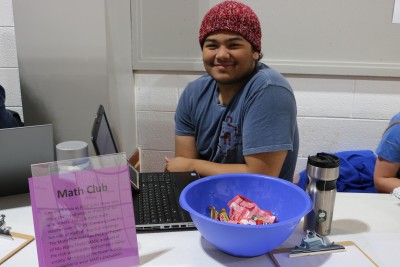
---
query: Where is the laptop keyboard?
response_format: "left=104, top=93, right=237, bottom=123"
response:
left=137, top=172, right=190, bottom=225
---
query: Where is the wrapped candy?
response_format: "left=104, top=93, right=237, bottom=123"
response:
left=209, top=206, right=219, bottom=220
left=209, top=194, right=278, bottom=225
left=219, top=208, right=230, bottom=222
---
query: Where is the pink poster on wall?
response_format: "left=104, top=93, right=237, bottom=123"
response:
left=29, top=161, right=139, bottom=267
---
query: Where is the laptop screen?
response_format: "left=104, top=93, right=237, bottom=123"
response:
left=0, top=124, right=54, bottom=196
left=91, top=105, right=118, bottom=156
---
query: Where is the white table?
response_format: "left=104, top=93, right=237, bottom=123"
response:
left=1, top=192, right=399, bottom=266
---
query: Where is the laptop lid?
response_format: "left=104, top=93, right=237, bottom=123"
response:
left=91, top=105, right=140, bottom=190
left=91, top=104, right=119, bottom=155
left=91, top=104, right=140, bottom=167
left=0, top=124, right=54, bottom=196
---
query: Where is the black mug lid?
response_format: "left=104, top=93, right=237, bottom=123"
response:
left=308, top=153, right=340, bottom=168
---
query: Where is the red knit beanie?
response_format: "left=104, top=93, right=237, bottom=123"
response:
left=199, top=1, right=262, bottom=52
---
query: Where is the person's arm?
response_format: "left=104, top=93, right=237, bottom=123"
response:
left=175, top=135, right=199, bottom=159
left=166, top=136, right=287, bottom=177
left=373, top=157, right=400, bottom=193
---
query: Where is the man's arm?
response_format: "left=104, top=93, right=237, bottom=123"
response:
left=175, top=135, right=199, bottom=158
left=167, top=135, right=287, bottom=177
left=374, top=157, right=400, bottom=193
left=185, top=150, right=287, bottom=177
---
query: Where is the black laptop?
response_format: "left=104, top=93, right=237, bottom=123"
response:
left=91, top=105, right=199, bottom=230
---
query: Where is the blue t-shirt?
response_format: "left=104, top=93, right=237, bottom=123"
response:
left=175, top=62, right=299, bottom=181
left=376, top=112, right=400, bottom=178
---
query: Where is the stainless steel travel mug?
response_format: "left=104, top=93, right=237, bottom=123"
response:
left=303, top=153, right=340, bottom=236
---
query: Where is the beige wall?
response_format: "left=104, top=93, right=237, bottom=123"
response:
left=10, top=0, right=136, bottom=157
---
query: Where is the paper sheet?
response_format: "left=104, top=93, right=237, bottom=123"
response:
left=0, top=233, right=34, bottom=265
left=29, top=155, right=140, bottom=267
left=393, top=0, right=400, bottom=23
left=270, top=241, right=378, bottom=267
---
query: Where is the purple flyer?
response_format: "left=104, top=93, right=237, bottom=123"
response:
left=29, top=164, right=139, bottom=267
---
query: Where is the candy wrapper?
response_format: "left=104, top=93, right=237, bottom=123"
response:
left=209, top=206, right=219, bottom=220
left=209, top=194, right=278, bottom=225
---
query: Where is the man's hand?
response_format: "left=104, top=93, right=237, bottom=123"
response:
left=164, top=156, right=194, bottom=172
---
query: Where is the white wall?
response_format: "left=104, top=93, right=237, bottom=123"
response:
left=0, top=0, right=22, bottom=118
left=11, top=0, right=136, bottom=157
left=131, top=0, right=400, bottom=77
left=135, top=73, right=400, bottom=181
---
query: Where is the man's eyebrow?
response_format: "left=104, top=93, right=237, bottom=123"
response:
left=225, top=37, right=244, bottom=42
left=204, top=37, right=244, bottom=43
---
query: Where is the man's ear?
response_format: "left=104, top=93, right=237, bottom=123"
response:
left=252, top=51, right=259, bottom=61
left=253, top=51, right=263, bottom=61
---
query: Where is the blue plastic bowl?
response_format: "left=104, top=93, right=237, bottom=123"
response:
left=179, top=173, right=312, bottom=257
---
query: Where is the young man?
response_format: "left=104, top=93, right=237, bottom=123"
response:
left=165, top=1, right=299, bottom=182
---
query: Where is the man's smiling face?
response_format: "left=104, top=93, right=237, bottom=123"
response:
left=202, top=31, right=259, bottom=86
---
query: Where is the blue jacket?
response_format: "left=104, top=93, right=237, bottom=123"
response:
left=299, top=150, right=377, bottom=193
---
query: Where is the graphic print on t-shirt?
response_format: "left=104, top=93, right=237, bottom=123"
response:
left=218, top=116, right=241, bottom=160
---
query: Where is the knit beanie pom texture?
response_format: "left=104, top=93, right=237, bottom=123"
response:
left=199, top=1, right=262, bottom=52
